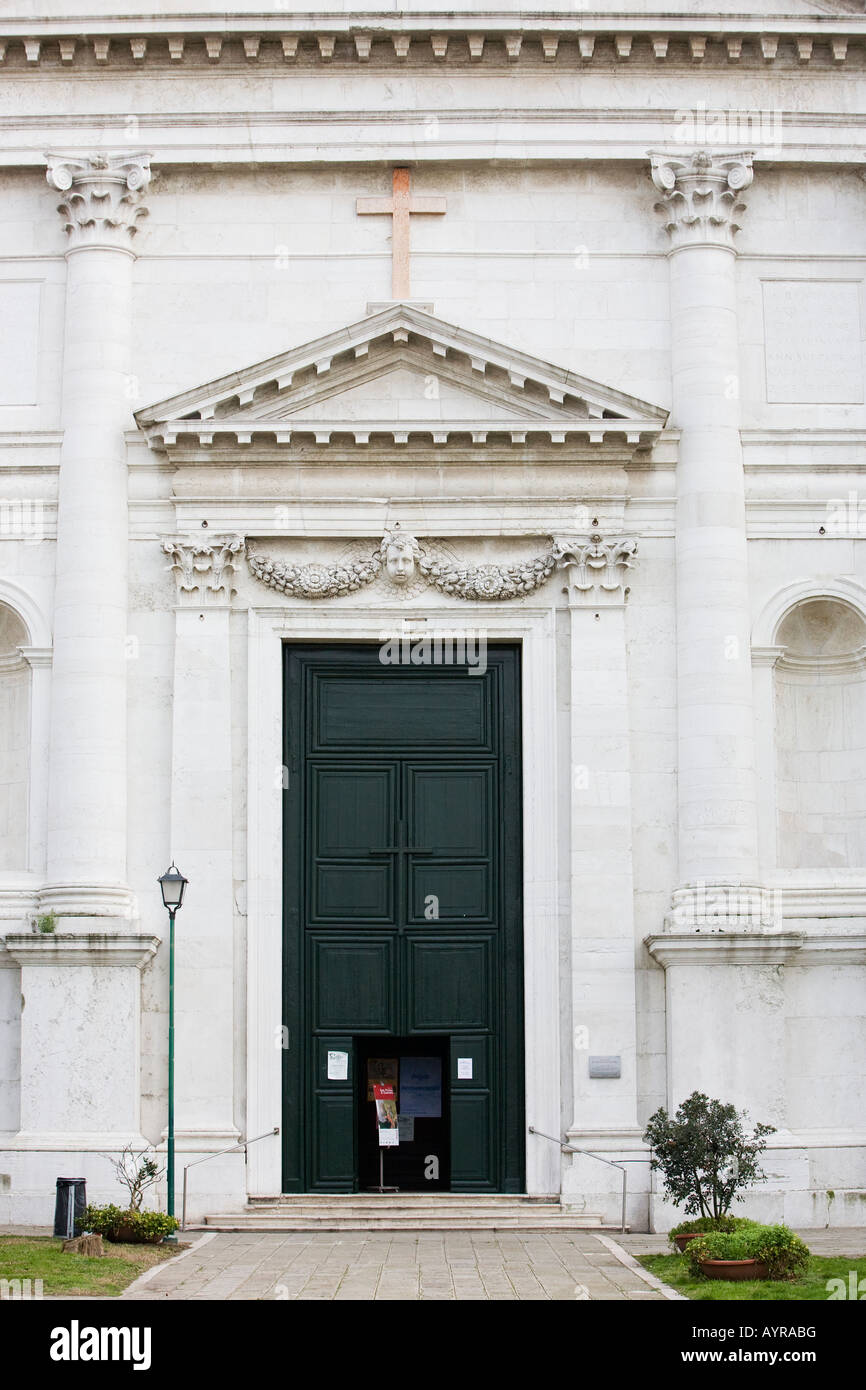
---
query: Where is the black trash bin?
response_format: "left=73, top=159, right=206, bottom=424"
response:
left=54, top=1177, right=86, bottom=1239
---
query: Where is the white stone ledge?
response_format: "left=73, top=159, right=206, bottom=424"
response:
left=645, top=930, right=866, bottom=968
left=3, top=124, right=864, bottom=171
left=2, top=933, right=160, bottom=968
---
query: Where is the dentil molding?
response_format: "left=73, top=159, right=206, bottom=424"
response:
left=45, top=152, right=151, bottom=251
left=649, top=150, right=753, bottom=250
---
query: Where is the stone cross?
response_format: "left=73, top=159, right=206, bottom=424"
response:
left=356, top=167, right=446, bottom=299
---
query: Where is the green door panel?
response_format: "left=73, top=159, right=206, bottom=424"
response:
left=283, top=645, right=523, bottom=1193
left=310, top=936, right=397, bottom=1032
left=406, top=937, right=493, bottom=1031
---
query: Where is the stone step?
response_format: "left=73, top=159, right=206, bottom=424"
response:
left=248, top=1193, right=559, bottom=1203
left=201, top=1210, right=617, bottom=1232
left=244, top=1195, right=558, bottom=1206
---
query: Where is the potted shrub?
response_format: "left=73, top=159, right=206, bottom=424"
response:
left=644, top=1091, right=775, bottom=1247
left=80, top=1203, right=179, bottom=1246
left=668, top=1214, right=758, bottom=1253
left=77, top=1144, right=179, bottom=1246
left=687, top=1224, right=810, bottom=1282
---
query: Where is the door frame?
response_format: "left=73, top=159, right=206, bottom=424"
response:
left=246, top=603, right=560, bottom=1197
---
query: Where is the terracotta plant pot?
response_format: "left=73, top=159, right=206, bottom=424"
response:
left=673, top=1232, right=708, bottom=1251
left=699, top=1259, right=769, bottom=1281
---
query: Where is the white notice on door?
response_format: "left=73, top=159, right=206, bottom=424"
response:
left=327, top=1050, right=349, bottom=1080
left=457, top=1057, right=473, bottom=1079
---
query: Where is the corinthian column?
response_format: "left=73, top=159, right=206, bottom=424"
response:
left=40, top=153, right=150, bottom=922
left=650, top=151, right=761, bottom=918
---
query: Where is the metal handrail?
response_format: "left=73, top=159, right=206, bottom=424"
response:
left=181, top=1127, right=279, bottom=1230
left=528, top=1125, right=630, bottom=1233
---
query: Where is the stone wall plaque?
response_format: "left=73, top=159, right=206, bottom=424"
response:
left=763, top=280, right=863, bottom=405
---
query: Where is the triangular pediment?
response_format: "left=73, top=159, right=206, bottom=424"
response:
left=135, top=303, right=668, bottom=453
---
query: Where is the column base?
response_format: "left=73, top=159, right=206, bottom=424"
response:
left=666, top=880, right=781, bottom=932
left=37, top=882, right=138, bottom=925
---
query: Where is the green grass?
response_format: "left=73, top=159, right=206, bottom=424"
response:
left=0, top=1235, right=185, bottom=1298
left=641, top=1252, right=866, bottom=1301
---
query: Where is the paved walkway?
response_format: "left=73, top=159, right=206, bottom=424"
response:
left=6, top=1224, right=863, bottom=1302
left=120, top=1231, right=676, bottom=1301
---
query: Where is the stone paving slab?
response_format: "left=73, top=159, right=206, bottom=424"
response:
left=118, top=1230, right=671, bottom=1301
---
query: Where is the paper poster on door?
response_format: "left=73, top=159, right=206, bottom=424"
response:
left=373, top=1083, right=399, bottom=1146
left=367, top=1057, right=398, bottom=1101
left=457, top=1057, right=473, bottom=1080
left=327, top=1051, right=348, bottom=1081
left=400, top=1056, right=442, bottom=1117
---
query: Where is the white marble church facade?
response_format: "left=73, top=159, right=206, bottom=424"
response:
left=0, top=2, right=864, bottom=1226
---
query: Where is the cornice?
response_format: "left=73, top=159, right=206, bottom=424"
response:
left=143, top=418, right=661, bottom=456
left=0, top=16, right=863, bottom=72
left=3, top=933, right=160, bottom=968
left=645, top=931, right=866, bottom=967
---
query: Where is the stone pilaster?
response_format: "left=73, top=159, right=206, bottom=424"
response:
left=555, top=534, right=643, bottom=1215
left=40, top=152, right=151, bottom=922
left=162, top=538, right=244, bottom=1201
left=649, top=151, right=759, bottom=887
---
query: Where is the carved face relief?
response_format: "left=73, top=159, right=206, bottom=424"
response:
left=385, top=539, right=417, bottom=586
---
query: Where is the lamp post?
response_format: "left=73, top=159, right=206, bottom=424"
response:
left=158, top=862, right=188, bottom=1232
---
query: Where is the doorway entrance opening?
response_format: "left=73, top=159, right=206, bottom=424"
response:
left=282, top=643, right=524, bottom=1192
left=357, top=1035, right=450, bottom=1191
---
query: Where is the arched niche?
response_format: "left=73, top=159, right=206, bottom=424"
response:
left=773, top=596, right=866, bottom=871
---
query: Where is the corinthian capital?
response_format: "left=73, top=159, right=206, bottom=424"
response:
left=649, top=150, right=753, bottom=250
left=45, top=152, right=152, bottom=251
left=162, top=535, right=244, bottom=605
left=554, top=533, right=637, bottom=607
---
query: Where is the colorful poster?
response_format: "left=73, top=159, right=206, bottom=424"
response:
left=399, top=1057, right=442, bottom=1118
left=367, top=1057, right=398, bottom=1101
left=373, top=1083, right=399, bottom=1146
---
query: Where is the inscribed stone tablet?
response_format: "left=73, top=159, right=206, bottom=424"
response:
left=763, top=280, right=863, bottom=404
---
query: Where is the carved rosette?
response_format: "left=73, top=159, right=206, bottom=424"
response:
left=554, top=533, right=637, bottom=606
left=246, top=530, right=559, bottom=601
left=649, top=150, right=753, bottom=249
left=45, top=152, right=152, bottom=251
left=163, top=536, right=244, bottom=605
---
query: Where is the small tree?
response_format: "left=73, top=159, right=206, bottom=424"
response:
left=643, top=1091, right=775, bottom=1220
left=104, top=1145, right=163, bottom=1212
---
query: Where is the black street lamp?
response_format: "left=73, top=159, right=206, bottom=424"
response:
left=158, top=862, right=188, bottom=1232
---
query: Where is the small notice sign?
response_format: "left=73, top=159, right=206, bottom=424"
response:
left=327, top=1051, right=348, bottom=1081
left=457, top=1057, right=473, bottom=1080
left=397, top=1114, right=415, bottom=1143
left=374, top=1083, right=399, bottom=1147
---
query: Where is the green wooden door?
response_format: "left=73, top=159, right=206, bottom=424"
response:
left=282, top=644, right=523, bottom=1192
